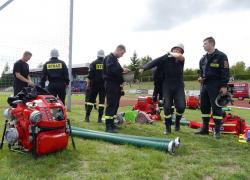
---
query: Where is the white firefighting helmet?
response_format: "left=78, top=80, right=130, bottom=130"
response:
left=97, top=49, right=105, bottom=58
left=171, top=43, right=184, bottom=53
left=50, top=49, right=59, bottom=58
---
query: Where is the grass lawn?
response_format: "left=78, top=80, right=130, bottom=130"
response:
left=0, top=82, right=250, bottom=179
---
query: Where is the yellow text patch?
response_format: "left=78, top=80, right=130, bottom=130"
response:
left=47, top=63, right=62, bottom=69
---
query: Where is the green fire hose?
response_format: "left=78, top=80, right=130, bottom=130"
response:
left=171, top=118, right=190, bottom=126
left=71, top=126, right=180, bottom=148
left=71, top=129, right=176, bottom=154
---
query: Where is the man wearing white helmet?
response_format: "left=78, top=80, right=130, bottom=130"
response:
left=84, top=49, right=106, bottom=123
left=139, top=43, right=186, bottom=134
left=40, top=49, right=69, bottom=105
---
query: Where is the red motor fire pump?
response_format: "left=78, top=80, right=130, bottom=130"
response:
left=0, top=86, right=75, bottom=158
left=189, top=113, right=246, bottom=135
left=133, top=96, right=161, bottom=121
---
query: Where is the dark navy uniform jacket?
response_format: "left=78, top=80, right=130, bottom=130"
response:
left=88, top=57, right=104, bottom=85
left=199, top=49, right=229, bottom=87
left=40, top=57, right=70, bottom=87
left=143, top=54, right=184, bottom=82
left=103, top=53, right=124, bottom=84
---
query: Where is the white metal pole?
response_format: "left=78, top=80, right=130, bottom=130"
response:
left=67, top=0, right=73, bottom=111
left=0, top=0, right=14, bottom=12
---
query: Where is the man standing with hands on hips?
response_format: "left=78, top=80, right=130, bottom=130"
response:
left=103, top=44, right=129, bottom=133
left=195, top=37, right=229, bottom=139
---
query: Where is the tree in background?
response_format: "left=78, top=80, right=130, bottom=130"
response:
left=230, top=61, right=246, bottom=76
left=139, top=55, right=152, bottom=67
left=0, top=63, right=13, bottom=88
left=137, top=55, right=152, bottom=81
left=183, top=68, right=199, bottom=81
left=229, top=61, right=250, bottom=80
left=128, top=51, right=140, bottom=80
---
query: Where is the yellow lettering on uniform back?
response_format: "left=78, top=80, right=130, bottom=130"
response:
left=47, top=63, right=62, bottom=69
left=96, top=64, right=103, bottom=70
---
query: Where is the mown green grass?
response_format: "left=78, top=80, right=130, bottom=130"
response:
left=0, top=82, right=250, bottom=180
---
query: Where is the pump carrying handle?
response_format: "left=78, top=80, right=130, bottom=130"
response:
left=67, top=118, right=76, bottom=150
left=0, top=120, right=8, bottom=149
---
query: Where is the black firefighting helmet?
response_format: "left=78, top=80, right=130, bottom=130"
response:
left=215, top=92, right=233, bottom=107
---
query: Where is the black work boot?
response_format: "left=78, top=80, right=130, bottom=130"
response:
left=85, top=114, right=90, bottom=122
left=97, top=114, right=103, bottom=123
left=105, top=119, right=117, bottom=133
left=195, top=117, right=209, bottom=135
left=214, top=120, right=221, bottom=139
left=175, top=114, right=182, bottom=131
left=105, top=119, right=112, bottom=132
left=85, top=104, right=93, bottom=122
left=214, top=127, right=221, bottom=139
left=98, top=106, right=104, bottom=123
left=164, top=117, right=172, bottom=134
left=111, top=119, right=119, bottom=132
left=175, top=121, right=180, bottom=131
left=164, top=125, right=171, bottom=134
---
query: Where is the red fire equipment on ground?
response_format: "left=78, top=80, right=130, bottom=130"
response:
left=239, top=127, right=250, bottom=143
left=186, top=95, right=200, bottom=109
left=0, top=87, right=75, bottom=158
left=189, top=113, right=246, bottom=135
left=133, top=96, right=161, bottom=121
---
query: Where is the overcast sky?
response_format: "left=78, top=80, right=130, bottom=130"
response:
left=0, top=0, right=250, bottom=73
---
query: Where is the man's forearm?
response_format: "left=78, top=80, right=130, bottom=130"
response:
left=16, top=73, right=29, bottom=83
left=168, top=52, right=185, bottom=61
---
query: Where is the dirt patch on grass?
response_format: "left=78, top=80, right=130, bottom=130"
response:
left=219, top=164, right=240, bottom=172
left=72, top=96, right=137, bottom=107
left=203, top=175, right=214, bottom=180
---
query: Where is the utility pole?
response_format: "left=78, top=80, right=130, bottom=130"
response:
left=67, top=0, right=74, bottom=111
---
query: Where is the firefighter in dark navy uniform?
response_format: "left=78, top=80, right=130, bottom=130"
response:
left=140, top=44, right=185, bottom=134
left=40, top=49, right=70, bottom=105
left=85, top=49, right=106, bottom=123
left=152, top=66, right=164, bottom=103
left=195, top=37, right=229, bottom=139
left=103, top=45, right=129, bottom=133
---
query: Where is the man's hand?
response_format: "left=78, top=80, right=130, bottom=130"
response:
left=198, top=77, right=203, bottom=84
left=123, top=68, right=130, bottom=74
left=220, top=87, right=227, bottom=96
left=168, top=51, right=185, bottom=61
left=139, top=68, right=144, bottom=74
left=86, top=80, right=91, bottom=89
left=28, top=80, right=35, bottom=87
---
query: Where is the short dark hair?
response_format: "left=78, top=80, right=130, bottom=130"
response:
left=23, top=51, right=32, bottom=56
left=203, top=37, right=215, bottom=46
left=116, top=44, right=126, bottom=52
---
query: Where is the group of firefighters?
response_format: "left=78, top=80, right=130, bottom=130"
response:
left=12, top=36, right=229, bottom=139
